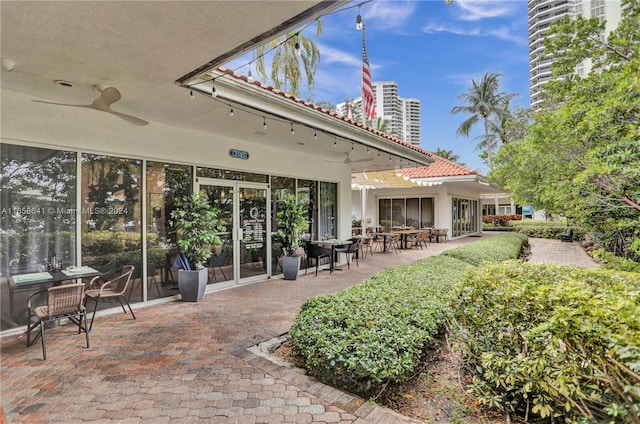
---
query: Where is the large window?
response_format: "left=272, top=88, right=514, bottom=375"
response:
left=378, top=197, right=434, bottom=229
left=143, top=162, right=192, bottom=300
left=81, top=154, right=142, bottom=304
left=1, top=144, right=77, bottom=329
left=319, top=182, right=337, bottom=239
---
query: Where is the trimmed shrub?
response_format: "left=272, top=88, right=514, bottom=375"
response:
left=453, top=261, right=640, bottom=423
left=483, top=214, right=522, bottom=225
left=291, top=233, right=528, bottom=398
left=290, top=255, right=471, bottom=397
left=508, top=221, right=587, bottom=241
left=441, top=233, right=528, bottom=266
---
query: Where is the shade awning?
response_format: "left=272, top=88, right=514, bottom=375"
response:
left=351, top=170, right=443, bottom=189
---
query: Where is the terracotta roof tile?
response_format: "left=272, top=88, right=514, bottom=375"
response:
left=398, top=152, right=481, bottom=178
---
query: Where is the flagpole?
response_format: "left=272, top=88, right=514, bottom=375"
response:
left=361, top=24, right=367, bottom=126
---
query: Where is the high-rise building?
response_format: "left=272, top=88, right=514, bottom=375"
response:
left=336, top=81, right=421, bottom=145
left=528, top=0, right=622, bottom=109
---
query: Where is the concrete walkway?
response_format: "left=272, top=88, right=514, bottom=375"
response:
left=0, top=234, right=597, bottom=423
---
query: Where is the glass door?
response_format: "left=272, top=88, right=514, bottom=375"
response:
left=238, top=185, right=268, bottom=280
left=196, top=178, right=269, bottom=286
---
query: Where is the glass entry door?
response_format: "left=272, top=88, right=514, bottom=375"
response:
left=196, top=178, right=269, bottom=286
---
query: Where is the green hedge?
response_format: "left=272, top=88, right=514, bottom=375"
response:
left=508, top=221, right=586, bottom=241
left=291, top=256, right=470, bottom=396
left=441, top=232, right=528, bottom=266
left=291, top=233, right=528, bottom=397
left=453, top=262, right=640, bottom=422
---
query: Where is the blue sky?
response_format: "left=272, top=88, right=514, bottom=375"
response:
left=230, top=0, right=531, bottom=175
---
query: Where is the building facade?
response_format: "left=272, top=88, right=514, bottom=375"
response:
left=528, top=0, right=622, bottom=109
left=336, top=81, right=421, bottom=146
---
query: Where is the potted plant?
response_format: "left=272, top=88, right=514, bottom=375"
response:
left=170, top=192, right=226, bottom=301
left=276, top=193, right=307, bottom=280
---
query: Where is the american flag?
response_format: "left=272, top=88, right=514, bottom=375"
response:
left=362, top=27, right=376, bottom=122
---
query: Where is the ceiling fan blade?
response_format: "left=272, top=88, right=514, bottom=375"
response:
left=33, top=86, right=148, bottom=126
left=109, top=111, right=149, bottom=126
left=33, top=99, right=86, bottom=107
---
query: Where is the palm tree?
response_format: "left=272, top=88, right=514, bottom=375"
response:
left=253, top=21, right=323, bottom=98
left=433, top=148, right=465, bottom=166
left=450, top=72, right=517, bottom=167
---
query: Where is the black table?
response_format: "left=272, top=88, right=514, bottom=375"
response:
left=311, top=240, right=353, bottom=273
left=9, top=267, right=102, bottom=322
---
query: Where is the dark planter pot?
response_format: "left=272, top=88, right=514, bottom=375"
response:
left=178, top=268, right=208, bottom=301
left=282, top=256, right=301, bottom=280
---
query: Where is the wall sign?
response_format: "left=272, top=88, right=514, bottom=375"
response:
left=229, top=149, right=249, bottom=160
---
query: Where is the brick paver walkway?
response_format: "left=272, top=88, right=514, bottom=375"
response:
left=1, top=234, right=596, bottom=423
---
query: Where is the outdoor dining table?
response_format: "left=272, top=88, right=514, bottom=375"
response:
left=8, top=266, right=103, bottom=323
left=311, top=239, right=353, bottom=273
left=390, top=229, right=421, bottom=249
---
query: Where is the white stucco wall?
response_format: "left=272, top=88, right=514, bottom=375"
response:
left=1, top=89, right=355, bottom=240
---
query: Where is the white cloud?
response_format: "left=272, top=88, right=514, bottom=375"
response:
left=364, top=1, right=417, bottom=31
left=315, top=43, right=361, bottom=67
left=454, top=0, right=517, bottom=21
left=422, top=21, right=527, bottom=45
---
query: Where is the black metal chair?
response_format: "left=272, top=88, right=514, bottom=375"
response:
left=334, top=240, right=359, bottom=269
left=26, top=283, right=89, bottom=360
left=559, top=228, right=573, bottom=242
left=304, top=242, right=331, bottom=276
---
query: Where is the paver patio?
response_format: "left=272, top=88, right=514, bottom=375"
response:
left=0, top=234, right=596, bottom=423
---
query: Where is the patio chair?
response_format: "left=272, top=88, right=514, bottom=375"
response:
left=128, top=263, right=163, bottom=301
left=26, top=283, right=89, bottom=360
left=359, top=235, right=374, bottom=258
left=334, top=240, right=359, bottom=269
left=408, top=231, right=427, bottom=250
left=304, top=242, right=331, bottom=276
left=85, top=265, right=135, bottom=330
left=559, top=228, right=573, bottom=242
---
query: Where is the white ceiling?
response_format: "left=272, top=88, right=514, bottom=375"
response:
left=1, top=1, right=432, bottom=172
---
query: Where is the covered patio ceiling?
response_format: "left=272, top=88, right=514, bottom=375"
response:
left=1, top=1, right=434, bottom=173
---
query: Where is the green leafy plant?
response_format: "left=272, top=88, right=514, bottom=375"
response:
left=170, top=192, right=226, bottom=269
left=453, top=261, right=640, bottom=422
left=276, top=194, right=307, bottom=257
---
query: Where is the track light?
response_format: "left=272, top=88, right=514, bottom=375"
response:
left=290, top=123, right=295, bottom=135
left=211, top=85, right=217, bottom=98
left=263, top=118, right=267, bottom=130
left=334, top=139, right=337, bottom=147
left=314, top=129, right=317, bottom=140
left=229, top=108, right=234, bottom=117
left=190, top=90, right=195, bottom=100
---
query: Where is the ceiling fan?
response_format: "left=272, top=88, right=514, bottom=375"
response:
left=325, top=152, right=374, bottom=165
left=33, top=86, right=149, bottom=126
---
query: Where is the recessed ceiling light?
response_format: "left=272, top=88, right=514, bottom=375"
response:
left=54, top=80, right=76, bottom=88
